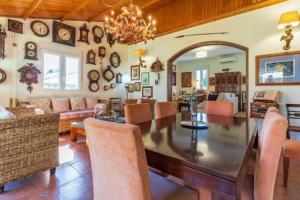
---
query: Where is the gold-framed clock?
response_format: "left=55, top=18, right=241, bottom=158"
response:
left=52, top=21, right=76, bottom=47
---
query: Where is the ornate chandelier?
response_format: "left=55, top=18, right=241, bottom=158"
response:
left=104, top=0, right=157, bottom=44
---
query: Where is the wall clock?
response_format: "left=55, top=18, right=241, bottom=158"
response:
left=31, top=20, right=49, bottom=37
left=53, top=21, right=76, bottom=47
left=17, top=63, right=41, bottom=93
left=87, top=49, right=96, bottom=65
left=116, top=72, right=122, bottom=84
left=107, top=34, right=115, bottom=47
left=8, top=19, right=23, bottom=34
left=103, top=65, right=115, bottom=82
left=0, top=25, right=7, bottom=59
left=24, top=42, right=38, bottom=60
left=110, top=52, right=121, bottom=68
left=98, top=46, right=106, bottom=58
left=78, top=23, right=89, bottom=44
left=87, top=70, right=100, bottom=92
left=0, top=68, right=6, bottom=84
left=103, top=85, right=110, bottom=91
left=92, top=26, right=104, bottom=44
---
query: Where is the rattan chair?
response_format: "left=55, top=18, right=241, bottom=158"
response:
left=0, top=107, right=60, bottom=193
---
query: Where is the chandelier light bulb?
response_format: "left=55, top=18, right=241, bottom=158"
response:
left=111, top=10, right=115, bottom=16
left=148, top=15, right=152, bottom=20
left=105, top=16, right=109, bottom=22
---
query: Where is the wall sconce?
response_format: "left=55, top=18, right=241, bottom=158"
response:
left=278, top=11, right=300, bottom=50
left=135, top=49, right=147, bottom=68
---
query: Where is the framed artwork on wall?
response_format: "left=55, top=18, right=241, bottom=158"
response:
left=134, top=82, right=141, bottom=91
left=128, top=84, right=134, bottom=92
left=131, top=65, right=140, bottom=81
left=142, top=86, right=153, bottom=98
left=256, top=51, right=300, bottom=86
left=141, top=72, right=149, bottom=85
left=209, top=77, right=216, bottom=86
left=181, top=72, right=192, bottom=87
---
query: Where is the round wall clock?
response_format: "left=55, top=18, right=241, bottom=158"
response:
left=88, top=70, right=100, bottom=81
left=98, top=46, right=106, bottom=58
left=31, top=20, right=49, bottom=37
left=92, top=26, right=104, bottom=44
left=0, top=68, right=6, bottom=83
left=89, top=82, right=99, bottom=92
left=103, top=85, right=110, bottom=91
left=110, top=52, right=121, bottom=68
left=103, top=65, right=115, bottom=82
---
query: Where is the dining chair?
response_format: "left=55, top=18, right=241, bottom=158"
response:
left=125, top=99, right=138, bottom=105
left=84, top=117, right=198, bottom=200
left=241, top=107, right=288, bottom=200
left=156, top=102, right=177, bottom=119
left=285, top=104, right=300, bottom=139
left=140, top=99, right=156, bottom=119
left=205, top=101, right=233, bottom=117
left=124, top=103, right=152, bottom=124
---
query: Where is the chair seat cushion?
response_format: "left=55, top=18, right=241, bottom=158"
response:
left=60, top=110, right=94, bottom=120
left=283, top=139, right=300, bottom=159
left=149, top=172, right=198, bottom=200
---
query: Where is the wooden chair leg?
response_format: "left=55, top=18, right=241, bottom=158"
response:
left=50, top=167, right=56, bottom=175
left=286, top=130, right=290, bottom=139
left=0, top=185, right=4, bottom=194
left=283, top=156, right=290, bottom=188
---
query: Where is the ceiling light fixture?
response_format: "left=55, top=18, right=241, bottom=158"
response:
left=104, top=0, right=157, bottom=44
left=196, top=51, right=207, bottom=58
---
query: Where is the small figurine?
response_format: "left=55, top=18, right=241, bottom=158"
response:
left=280, top=27, right=293, bottom=50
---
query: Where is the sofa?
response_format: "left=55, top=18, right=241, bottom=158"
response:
left=27, top=96, right=109, bottom=133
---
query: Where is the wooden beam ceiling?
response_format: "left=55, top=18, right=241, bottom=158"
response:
left=60, top=0, right=94, bottom=21
left=23, top=0, right=42, bottom=20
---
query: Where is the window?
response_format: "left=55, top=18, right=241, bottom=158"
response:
left=196, top=69, right=208, bottom=90
left=42, top=50, right=81, bottom=90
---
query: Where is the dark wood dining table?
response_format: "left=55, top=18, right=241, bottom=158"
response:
left=137, top=112, right=258, bottom=200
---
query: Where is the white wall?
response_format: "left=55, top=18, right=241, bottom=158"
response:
left=0, top=18, right=128, bottom=106
left=127, top=0, right=300, bottom=112
left=175, top=52, right=246, bottom=94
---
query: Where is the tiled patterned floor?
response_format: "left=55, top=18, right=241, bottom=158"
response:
left=1, top=134, right=300, bottom=200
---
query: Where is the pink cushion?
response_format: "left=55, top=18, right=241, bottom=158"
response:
left=29, top=97, right=52, bottom=113
left=283, top=140, right=300, bottom=160
left=86, top=96, right=99, bottom=109
left=51, top=97, right=70, bottom=113
left=60, top=110, right=94, bottom=119
left=205, top=101, right=233, bottom=117
left=70, top=96, right=86, bottom=111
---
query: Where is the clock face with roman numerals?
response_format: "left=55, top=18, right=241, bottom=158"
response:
left=52, top=21, right=76, bottom=47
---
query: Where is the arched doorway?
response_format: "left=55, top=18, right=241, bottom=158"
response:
left=167, top=41, right=249, bottom=113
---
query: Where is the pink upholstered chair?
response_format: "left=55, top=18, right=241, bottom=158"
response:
left=156, top=102, right=177, bottom=119
left=125, top=99, right=138, bottom=105
left=283, top=140, right=300, bottom=187
left=84, top=118, right=198, bottom=200
left=124, top=103, right=152, bottom=125
left=241, top=108, right=288, bottom=200
left=205, top=101, right=233, bottom=117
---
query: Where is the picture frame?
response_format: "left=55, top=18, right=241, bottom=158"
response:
left=116, top=73, right=122, bottom=84
left=256, top=51, right=300, bottom=86
left=141, top=72, right=149, bottom=85
left=134, top=82, right=141, bottom=91
left=209, top=77, right=216, bottom=86
left=181, top=72, right=192, bottom=87
left=131, top=65, right=140, bottom=81
left=172, top=72, right=176, bottom=86
left=128, top=84, right=134, bottom=92
left=242, top=76, right=247, bottom=84
left=142, top=86, right=153, bottom=98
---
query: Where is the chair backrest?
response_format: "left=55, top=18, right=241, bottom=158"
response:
left=84, top=118, right=151, bottom=200
left=286, top=104, right=300, bottom=127
left=140, top=99, right=156, bottom=119
left=124, top=103, right=152, bottom=124
left=156, top=102, right=177, bottom=119
left=125, top=99, right=138, bottom=105
left=205, top=101, right=233, bottom=117
left=254, top=108, right=288, bottom=200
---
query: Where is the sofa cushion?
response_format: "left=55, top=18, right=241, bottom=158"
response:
left=0, top=106, right=14, bottom=119
left=29, top=97, right=52, bottom=113
left=70, top=96, right=86, bottom=111
left=86, top=96, right=98, bottom=109
left=60, top=110, right=94, bottom=120
left=51, top=97, right=70, bottom=113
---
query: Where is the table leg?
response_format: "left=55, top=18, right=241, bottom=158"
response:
left=70, top=127, right=77, bottom=142
left=198, top=188, right=212, bottom=200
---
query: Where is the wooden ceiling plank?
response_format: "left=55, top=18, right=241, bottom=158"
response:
left=23, top=0, right=42, bottom=20
left=60, top=0, right=94, bottom=21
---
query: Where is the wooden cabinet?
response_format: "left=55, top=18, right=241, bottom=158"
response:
left=215, top=72, right=241, bottom=93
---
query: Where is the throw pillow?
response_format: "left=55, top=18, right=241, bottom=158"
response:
left=70, top=96, right=86, bottom=111
left=29, top=97, right=52, bottom=113
left=86, top=96, right=99, bottom=110
left=51, top=97, right=70, bottom=113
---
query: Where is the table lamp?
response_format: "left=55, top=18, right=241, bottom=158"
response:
left=135, top=49, right=147, bottom=68
left=122, top=74, right=130, bottom=100
left=278, top=11, right=300, bottom=50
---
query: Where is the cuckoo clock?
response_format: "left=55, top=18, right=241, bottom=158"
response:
left=78, top=23, right=89, bottom=44
left=0, top=25, right=7, bottom=59
left=24, top=41, right=38, bottom=60
left=98, top=46, right=106, bottom=58
left=87, top=49, right=96, bottom=65
left=18, top=63, right=41, bottom=93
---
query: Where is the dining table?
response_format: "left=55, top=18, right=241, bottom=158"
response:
left=137, top=111, right=258, bottom=200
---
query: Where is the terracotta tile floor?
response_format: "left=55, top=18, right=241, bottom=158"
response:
left=1, top=134, right=300, bottom=200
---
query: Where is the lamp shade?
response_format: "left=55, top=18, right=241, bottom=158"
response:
left=135, top=49, right=146, bottom=57
left=278, top=11, right=300, bottom=29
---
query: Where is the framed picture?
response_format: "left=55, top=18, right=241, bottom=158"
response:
left=128, top=84, right=134, bottom=92
left=181, top=72, right=192, bottom=87
left=134, top=82, right=141, bottom=91
left=256, top=51, right=300, bottom=86
left=172, top=72, right=176, bottom=86
left=172, top=64, right=176, bottom=72
left=142, top=86, right=153, bottom=98
left=209, top=77, right=216, bottom=86
left=242, top=76, right=247, bottom=84
left=131, top=65, right=140, bottom=81
left=141, top=72, right=149, bottom=85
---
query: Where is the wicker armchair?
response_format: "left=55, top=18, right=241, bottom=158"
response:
left=0, top=107, right=60, bottom=193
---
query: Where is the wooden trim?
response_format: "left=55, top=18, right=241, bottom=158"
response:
left=60, top=0, right=94, bottom=21
left=255, top=50, right=300, bottom=86
left=23, top=0, right=42, bottom=20
left=167, top=41, right=249, bottom=113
